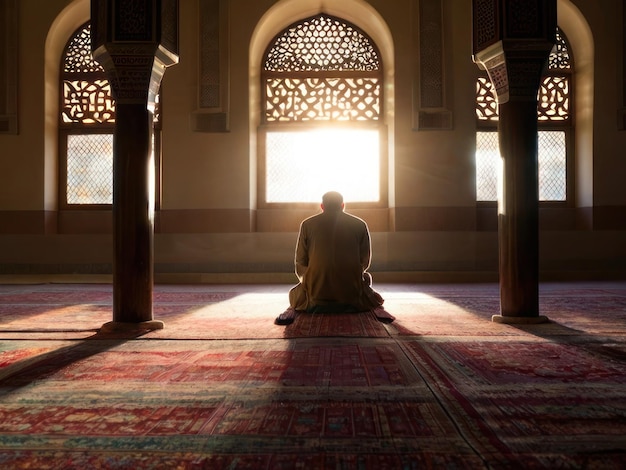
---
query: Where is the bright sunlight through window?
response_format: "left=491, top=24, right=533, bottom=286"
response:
left=265, top=128, right=380, bottom=203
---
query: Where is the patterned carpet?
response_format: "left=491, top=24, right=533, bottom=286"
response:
left=0, top=282, right=624, bottom=469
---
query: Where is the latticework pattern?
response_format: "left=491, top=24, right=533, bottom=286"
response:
left=476, top=28, right=571, bottom=122
left=538, top=131, right=567, bottom=201
left=263, top=14, right=381, bottom=123
left=61, top=23, right=115, bottom=205
left=63, top=24, right=105, bottom=74
left=60, top=22, right=161, bottom=206
left=264, top=15, right=379, bottom=72
left=62, top=80, right=115, bottom=124
left=475, top=132, right=500, bottom=201
left=61, top=23, right=115, bottom=126
left=66, top=134, right=113, bottom=205
left=475, top=131, right=567, bottom=202
left=265, top=77, right=379, bottom=122
left=538, top=76, right=569, bottom=121
left=476, top=77, right=498, bottom=121
left=476, top=77, right=569, bottom=122
left=475, top=28, right=571, bottom=203
left=261, top=14, right=383, bottom=204
left=548, top=29, right=571, bottom=70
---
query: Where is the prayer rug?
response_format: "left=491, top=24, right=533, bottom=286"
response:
left=0, top=281, right=624, bottom=468
left=0, top=338, right=484, bottom=469
left=402, top=338, right=626, bottom=468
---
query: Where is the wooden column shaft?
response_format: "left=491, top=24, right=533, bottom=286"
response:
left=498, top=99, right=539, bottom=317
left=112, top=103, right=154, bottom=323
left=91, top=1, right=178, bottom=331
left=472, top=0, right=556, bottom=322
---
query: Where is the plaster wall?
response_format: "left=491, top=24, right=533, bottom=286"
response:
left=0, top=0, right=624, bottom=280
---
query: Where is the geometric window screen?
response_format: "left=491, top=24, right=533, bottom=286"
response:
left=60, top=22, right=161, bottom=207
left=61, top=23, right=115, bottom=206
left=475, top=130, right=566, bottom=202
left=475, top=132, right=500, bottom=202
left=262, top=14, right=383, bottom=204
left=538, top=131, right=566, bottom=201
left=475, top=28, right=571, bottom=203
left=66, top=134, right=113, bottom=204
left=61, top=25, right=114, bottom=125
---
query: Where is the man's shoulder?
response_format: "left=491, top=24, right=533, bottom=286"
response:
left=342, top=211, right=367, bottom=225
left=301, top=212, right=323, bottom=225
left=303, top=211, right=367, bottom=228
left=299, top=212, right=324, bottom=232
left=337, top=212, right=369, bottom=233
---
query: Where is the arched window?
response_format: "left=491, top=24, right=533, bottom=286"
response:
left=59, top=23, right=162, bottom=208
left=59, top=23, right=115, bottom=207
left=260, top=14, right=385, bottom=205
left=475, top=28, right=572, bottom=203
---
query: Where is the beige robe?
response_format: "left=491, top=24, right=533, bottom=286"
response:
left=288, top=209, right=383, bottom=311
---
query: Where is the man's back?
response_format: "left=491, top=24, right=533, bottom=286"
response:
left=276, top=191, right=390, bottom=324
left=297, top=210, right=370, bottom=307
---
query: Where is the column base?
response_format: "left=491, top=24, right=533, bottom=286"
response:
left=100, top=320, right=164, bottom=334
left=492, top=314, right=549, bottom=324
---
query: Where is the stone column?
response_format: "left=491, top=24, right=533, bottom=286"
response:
left=472, top=0, right=555, bottom=323
left=91, top=0, right=179, bottom=332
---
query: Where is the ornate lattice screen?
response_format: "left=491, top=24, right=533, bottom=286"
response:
left=66, top=134, right=113, bottom=204
left=476, top=130, right=566, bottom=202
left=60, top=24, right=161, bottom=206
left=261, top=15, right=383, bottom=204
left=475, top=28, right=571, bottom=201
left=476, top=30, right=571, bottom=123
left=475, top=132, right=500, bottom=201
left=60, top=24, right=115, bottom=205
left=61, top=25, right=115, bottom=126
left=263, top=15, right=381, bottom=123
left=538, top=131, right=566, bottom=201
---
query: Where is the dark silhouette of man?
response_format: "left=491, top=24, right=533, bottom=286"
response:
left=275, top=191, right=394, bottom=325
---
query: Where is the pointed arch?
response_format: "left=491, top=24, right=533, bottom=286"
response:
left=45, top=0, right=162, bottom=231
left=475, top=0, right=594, bottom=223
left=59, top=22, right=115, bottom=206
left=44, top=0, right=90, bottom=213
left=557, top=0, right=594, bottom=212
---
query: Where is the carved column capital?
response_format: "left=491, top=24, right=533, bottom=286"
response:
left=472, top=0, right=556, bottom=103
left=475, top=41, right=553, bottom=104
left=90, top=0, right=179, bottom=106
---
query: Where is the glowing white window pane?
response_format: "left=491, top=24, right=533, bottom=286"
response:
left=538, top=131, right=566, bottom=201
left=476, top=130, right=566, bottom=202
left=476, top=132, right=500, bottom=201
left=266, top=128, right=380, bottom=203
left=67, top=134, right=113, bottom=204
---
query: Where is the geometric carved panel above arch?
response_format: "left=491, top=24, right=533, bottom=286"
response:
left=414, top=0, right=453, bottom=130
left=195, top=0, right=230, bottom=133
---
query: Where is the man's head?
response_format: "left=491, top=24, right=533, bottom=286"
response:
left=321, top=191, right=344, bottom=212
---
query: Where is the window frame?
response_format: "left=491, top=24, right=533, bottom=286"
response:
left=58, top=22, right=162, bottom=211
left=257, top=14, right=387, bottom=210
left=475, top=27, right=574, bottom=207
left=258, top=121, right=388, bottom=211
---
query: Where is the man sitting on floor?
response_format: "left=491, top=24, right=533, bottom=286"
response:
left=275, top=191, right=394, bottom=325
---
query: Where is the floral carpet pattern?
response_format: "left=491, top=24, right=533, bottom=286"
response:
left=0, top=282, right=624, bottom=469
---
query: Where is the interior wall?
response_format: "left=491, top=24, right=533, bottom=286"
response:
left=0, top=0, right=624, bottom=281
left=558, top=0, right=594, bottom=211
